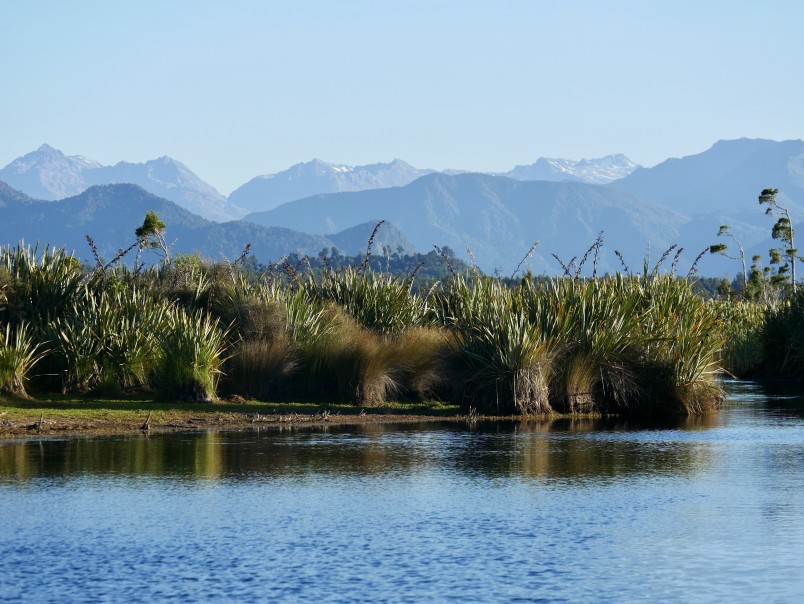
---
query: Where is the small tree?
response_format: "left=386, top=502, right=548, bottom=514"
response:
left=135, top=211, right=171, bottom=265
left=710, top=224, right=747, bottom=296
left=746, top=254, right=770, bottom=302
left=759, top=188, right=798, bottom=294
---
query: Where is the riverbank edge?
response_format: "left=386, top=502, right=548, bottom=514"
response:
left=1, top=396, right=556, bottom=440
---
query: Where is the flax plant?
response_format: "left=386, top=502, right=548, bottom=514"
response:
left=155, top=307, right=228, bottom=401
left=307, top=267, right=427, bottom=335
left=435, top=276, right=554, bottom=414
left=639, top=276, right=725, bottom=413
left=41, top=294, right=105, bottom=392
left=0, top=243, right=83, bottom=327
left=541, top=278, right=644, bottom=413
left=0, top=323, right=47, bottom=398
left=96, top=289, right=171, bottom=389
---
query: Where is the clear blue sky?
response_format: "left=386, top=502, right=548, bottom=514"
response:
left=2, top=0, right=802, bottom=194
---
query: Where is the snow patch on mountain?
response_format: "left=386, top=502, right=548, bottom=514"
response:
left=505, top=154, right=639, bottom=184
left=228, top=158, right=435, bottom=213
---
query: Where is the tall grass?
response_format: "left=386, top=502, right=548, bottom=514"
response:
left=709, top=299, right=769, bottom=377
left=762, top=291, right=804, bottom=378
left=433, top=276, right=554, bottom=414
left=0, top=323, right=46, bottom=397
left=392, top=326, right=449, bottom=402
left=0, top=243, right=83, bottom=327
left=155, top=307, right=228, bottom=401
left=294, top=305, right=403, bottom=406
left=306, top=267, right=428, bottom=335
left=220, top=277, right=335, bottom=400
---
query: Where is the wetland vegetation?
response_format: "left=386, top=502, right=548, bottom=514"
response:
left=0, top=214, right=802, bottom=426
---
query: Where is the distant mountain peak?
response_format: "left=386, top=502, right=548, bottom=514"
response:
left=229, top=158, right=435, bottom=213
left=9, top=143, right=101, bottom=169
left=505, top=154, right=639, bottom=184
left=0, top=146, right=243, bottom=222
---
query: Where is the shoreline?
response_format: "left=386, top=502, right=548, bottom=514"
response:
left=2, top=390, right=729, bottom=441
left=0, top=396, right=478, bottom=440
left=0, top=410, right=471, bottom=440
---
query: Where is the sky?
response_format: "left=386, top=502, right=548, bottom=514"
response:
left=2, top=0, right=803, bottom=194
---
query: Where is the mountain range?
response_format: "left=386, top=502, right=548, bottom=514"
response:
left=0, top=145, right=245, bottom=222
left=244, top=173, right=689, bottom=275
left=242, top=138, right=804, bottom=275
left=1, top=138, right=802, bottom=277
left=0, top=183, right=415, bottom=266
left=1, top=146, right=641, bottom=219
left=228, top=154, right=639, bottom=213
left=228, top=159, right=435, bottom=213
left=610, top=138, right=804, bottom=215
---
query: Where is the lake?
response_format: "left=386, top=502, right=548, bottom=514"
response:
left=2, top=381, right=804, bottom=602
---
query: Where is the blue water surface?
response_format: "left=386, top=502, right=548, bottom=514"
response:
left=2, top=382, right=804, bottom=602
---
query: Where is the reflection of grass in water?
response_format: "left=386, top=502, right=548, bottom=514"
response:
left=0, top=413, right=725, bottom=482
left=465, top=416, right=722, bottom=480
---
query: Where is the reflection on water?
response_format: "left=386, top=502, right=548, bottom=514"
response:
left=1, top=381, right=804, bottom=602
left=0, top=415, right=723, bottom=483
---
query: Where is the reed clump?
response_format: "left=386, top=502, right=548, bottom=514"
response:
left=154, top=307, right=228, bottom=401
left=432, top=276, right=553, bottom=414
left=0, top=323, right=46, bottom=398
left=708, top=298, right=769, bottom=378
left=760, top=291, right=804, bottom=379
left=431, top=274, right=726, bottom=415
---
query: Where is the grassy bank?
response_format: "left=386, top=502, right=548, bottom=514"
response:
left=0, top=394, right=462, bottom=438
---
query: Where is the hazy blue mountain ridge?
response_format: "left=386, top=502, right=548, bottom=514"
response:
left=610, top=138, right=804, bottom=216
left=86, top=156, right=246, bottom=222
left=0, top=145, right=245, bottom=222
left=244, top=173, right=690, bottom=275
left=0, top=180, right=36, bottom=206
left=0, top=182, right=415, bottom=264
left=228, top=158, right=435, bottom=213
left=229, top=154, right=641, bottom=214
left=3, top=138, right=803, bottom=278
left=0, top=144, right=101, bottom=200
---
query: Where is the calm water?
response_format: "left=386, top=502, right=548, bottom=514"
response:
left=2, top=382, right=804, bottom=602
